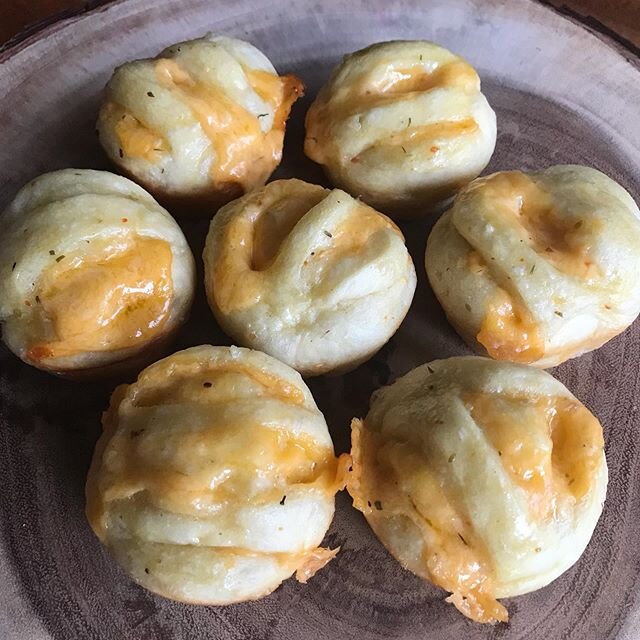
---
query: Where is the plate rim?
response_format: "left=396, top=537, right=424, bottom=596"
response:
left=0, top=0, right=639, bottom=70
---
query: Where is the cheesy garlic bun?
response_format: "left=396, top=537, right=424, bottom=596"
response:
left=86, top=345, right=346, bottom=604
left=203, top=179, right=417, bottom=375
left=426, top=166, right=640, bottom=367
left=305, top=40, right=496, bottom=217
left=348, top=356, right=607, bottom=623
left=97, top=34, right=303, bottom=211
left=0, top=169, right=195, bottom=377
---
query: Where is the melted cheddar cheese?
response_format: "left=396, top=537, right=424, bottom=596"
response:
left=353, top=118, right=479, bottom=164
left=463, top=392, right=604, bottom=515
left=27, top=236, right=173, bottom=361
left=306, top=58, right=481, bottom=164
left=373, top=60, right=479, bottom=95
left=112, top=107, right=167, bottom=162
left=476, top=289, right=544, bottom=364
left=348, top=419, right=508, bottom=624
left=479, top=172, right=601, bottom=280
left=153, top=59, right=302, bottom=191
left=90, top=355, right=340, bottom=529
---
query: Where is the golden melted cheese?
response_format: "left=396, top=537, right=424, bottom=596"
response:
left=133, top=360, right=307, bottom=407
left=305, top=59, right=481, bottom=164
left=550, top=399, right=605, bottom=500
left=353, top=118, right=479, bottom=164
left=245, top=69, right=303, bottom=131
left=153, top=59, right=302, bottom=191
left=478, top=172, right=601, bottom=280
left=312, top=202, right=400, bottom=264
left=89, top=359, right=340, bottom=531
left=294, top=546, right=340, bottom=583
left=476, top=288, right=544, bottom=364
left=27, top=236, right=173, bottom=361
left=373, top=60, right=479, bottom=95
left=348, top=419, right=508, bottom=624
left=111, top=106, right=167, bottom=162
left=463, top=391, right=604, bottom=515
left=100, top=418, right=337, bottom=515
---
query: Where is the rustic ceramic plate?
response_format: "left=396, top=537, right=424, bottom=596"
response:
left=1, top=0, right=639, bottom=638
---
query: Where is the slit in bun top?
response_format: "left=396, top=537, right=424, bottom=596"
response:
left=202, top=178, right=417, bottom=376
left=304, top=40, right=496, bottom=217
left=426, top=166, right=640, bottom=368
left=347, top=356, right=607, bottom=623
left=97, top=34, right=303, bottom=213
left=86, top=345, right=348, bottom=604
left=0, top=169, right=195, bottom=377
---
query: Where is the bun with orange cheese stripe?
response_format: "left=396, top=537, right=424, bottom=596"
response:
left=347, top=356, right=607, bottom=623
left=97, top=34, right=303, bottom=213
left=426, top=165, right=640, bottom=368
left=86, top=345, right=347, bottom=604
left=304, top=40, right=496, bottom=217
left=202, top=178, right=417, bottom=376
left=0, top=169, right=195, bottom=377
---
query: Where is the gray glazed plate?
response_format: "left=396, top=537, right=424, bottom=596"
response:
left=1, top=1, right=639, bottom=638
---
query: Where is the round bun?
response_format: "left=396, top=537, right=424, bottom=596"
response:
left=97, top=34, right=303, bottom=213
left=426, top=166, right=640, bottom=367
left=0, top=169, right=195, bottom=376
left=304, top=40, right=496, bottom=217
left=86, top=345, right=345, bottom=604
left=347, top=356, right=607, bottom=623
left=203, top=178, right=417, bottom=375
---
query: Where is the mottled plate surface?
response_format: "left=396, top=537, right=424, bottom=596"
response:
left=1, top=0, right=640, bottom=638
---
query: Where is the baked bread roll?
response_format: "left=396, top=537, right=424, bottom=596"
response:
left=347, top=356, right=607, bottom=623
left=86, top=345, right=346, bottom=604
left=0, top=169, right=195, bottom=376
left=426, top=166, right=640, bottom=367
left=97, top=34, right=303, bottom=212
left=304, top=40, right=496, bottom=217
left=203, top=178, right=417, bottom=375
